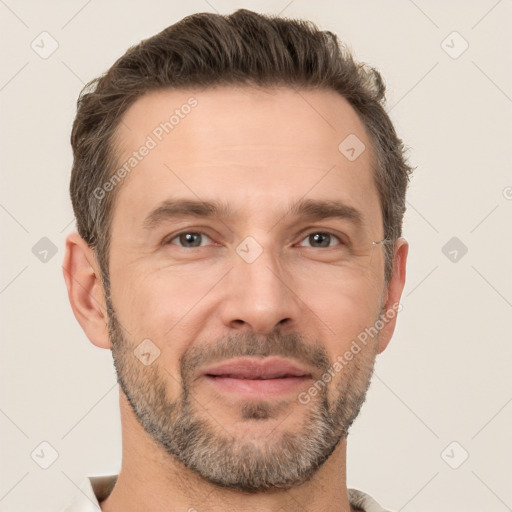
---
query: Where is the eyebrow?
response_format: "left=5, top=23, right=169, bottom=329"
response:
left=286, top=198, right=363, bottom=227
left=143, top=199, right=232, bottom=230
left=142, top=198, right=364, bottom=231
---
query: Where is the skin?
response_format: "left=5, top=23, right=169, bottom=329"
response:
left=63, top=86, right=408, bottom=512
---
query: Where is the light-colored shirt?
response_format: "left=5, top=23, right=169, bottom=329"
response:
left=60, top=474, right=394, bottom=512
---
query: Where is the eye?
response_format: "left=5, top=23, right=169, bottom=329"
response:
left=166, top=232, right=213, bottom=248
left=297, top=231, right=344, bottom=249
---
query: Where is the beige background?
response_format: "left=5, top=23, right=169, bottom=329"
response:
left=1, top=1, right=511, bottom=511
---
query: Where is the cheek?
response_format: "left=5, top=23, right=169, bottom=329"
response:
left=112, top=263, right=190, bottom=320
left=110, top=263, right=227, bottom=355
left=294, top=270, right=381, bottom=341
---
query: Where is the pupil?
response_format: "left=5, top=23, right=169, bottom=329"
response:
left=311, top=233, right=329, bottom=247
left=181, top=233, right=201, bottom=247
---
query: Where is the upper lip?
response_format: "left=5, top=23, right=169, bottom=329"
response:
left=202, top=357, right=314, bottom=379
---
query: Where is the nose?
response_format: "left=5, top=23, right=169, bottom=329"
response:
left=218, top=244, right=302, bottom=334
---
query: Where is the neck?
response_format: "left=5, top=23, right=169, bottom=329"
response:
left=100, top=390, right=357, bottom=512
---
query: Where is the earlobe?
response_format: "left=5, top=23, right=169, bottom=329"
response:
left=377, top=237, right=408, bottom=354
left=62, top=232, right=111, bottom=349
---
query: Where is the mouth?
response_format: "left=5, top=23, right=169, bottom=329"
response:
left=201, top=357, right=314, bottom=397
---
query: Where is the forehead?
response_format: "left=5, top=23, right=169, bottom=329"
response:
left=110, top=86, right=381, bottom=234
left=115, top=86, right=372, bottom=160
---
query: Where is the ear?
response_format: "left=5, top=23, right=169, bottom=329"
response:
left=62, top=232, right=111, bottom=349
left=377, top=237, right=408, bottom=354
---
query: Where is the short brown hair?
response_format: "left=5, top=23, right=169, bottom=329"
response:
left=70, top=8, right=414, bottom=289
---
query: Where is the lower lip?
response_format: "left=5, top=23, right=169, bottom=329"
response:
left=204, top=375, right=312, bottom=397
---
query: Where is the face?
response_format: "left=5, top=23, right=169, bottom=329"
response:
left=104, top=86, right=396, bottom=491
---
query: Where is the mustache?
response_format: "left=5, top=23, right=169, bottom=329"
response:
left=179, top=330, right=331, bottom=383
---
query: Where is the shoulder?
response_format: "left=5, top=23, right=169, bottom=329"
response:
left=348, top=488, right=394, bottom=512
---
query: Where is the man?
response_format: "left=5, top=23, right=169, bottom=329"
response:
left=62, top=8, right=412, bottom=512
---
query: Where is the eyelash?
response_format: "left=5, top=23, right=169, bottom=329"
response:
left=163, top=230, right=347, bottom=249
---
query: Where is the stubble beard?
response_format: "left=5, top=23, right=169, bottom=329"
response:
left=106, top=295, right=379, bottom=492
